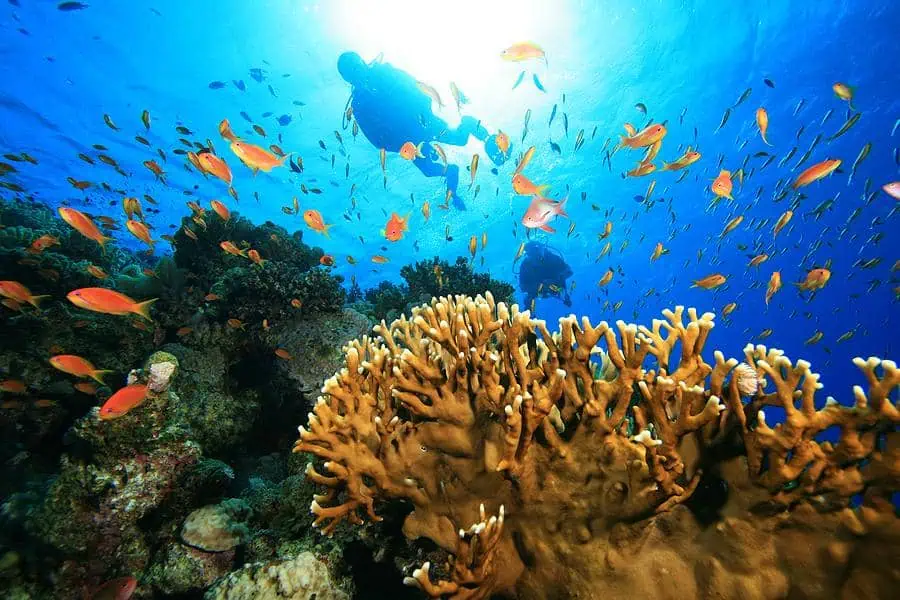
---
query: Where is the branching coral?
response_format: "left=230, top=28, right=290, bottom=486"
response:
left=294, top=294, right=899, bottom=599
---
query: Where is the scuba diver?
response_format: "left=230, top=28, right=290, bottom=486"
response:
left=337, top=51, right=508, bottom=209
left=516, top=241, right=573, bottom=308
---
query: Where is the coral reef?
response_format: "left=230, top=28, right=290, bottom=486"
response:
left=295, top=293, right=899, bottom=599
left=358, top=257, right=514, bottom=323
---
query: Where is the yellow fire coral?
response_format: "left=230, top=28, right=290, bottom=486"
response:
left=294, top=293, right=899, bottom=599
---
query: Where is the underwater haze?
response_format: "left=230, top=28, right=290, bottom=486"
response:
left=3, top=0, right=897, bottom=385
left=0, top=0, right=899, bottom=598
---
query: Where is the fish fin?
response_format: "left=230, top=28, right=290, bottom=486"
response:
left=134, top=298, right=158, bottom=322
left=623, top=123, right=636, bottom=136
left=379, top=228, right=386, bottom=238
left=28, top=295, right=51, bottom=309
left=661, top=162, right=671, bottom=170
left=536, top=184, right=551, bottom=196
left=90, top=370, right=114, bottom=385
left=323, top=224, right=332, bottom=238
left=415, top=142, right=424, bottom=158
left=555, top=197, right=569, bottom=218
left=539, top=223, right=556, bottom=233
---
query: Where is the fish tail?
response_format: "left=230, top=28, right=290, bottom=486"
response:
left=28, top=294, right=51, bottom=309
left=133, top=298, right=158, bottom=322
left=555, top=196, right=569, bottom=218
left=536, top=184, right=551, bottom=196
left=322, top=224, right=332, bottom=239
left=90, top=370, right=114, bottom=385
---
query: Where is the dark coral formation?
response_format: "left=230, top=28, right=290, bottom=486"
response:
left=358, top=256, right=514, bottom=322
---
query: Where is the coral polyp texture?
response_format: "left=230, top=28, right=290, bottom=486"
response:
left=294, top=293, right=899, bottom=599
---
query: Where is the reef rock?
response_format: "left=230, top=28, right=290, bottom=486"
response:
left=206, top=551, right=350, bottom=600
left=181, top=500, right=250, bottom=552
left=269, top=308, right=372, bottom=394
left=145, top=542, right=235, bottom=595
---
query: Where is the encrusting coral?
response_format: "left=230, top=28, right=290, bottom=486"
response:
left=294, top=293, right=899, bottom=599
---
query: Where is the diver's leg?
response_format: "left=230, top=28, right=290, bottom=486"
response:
left=414, top=145, right=465, bottom=209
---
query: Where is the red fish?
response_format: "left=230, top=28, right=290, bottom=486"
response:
left=99, top=384, right=149, bottom=420
left=521, top=195, right=568, bottom=233
left=91, top=577, right=137, bottom=600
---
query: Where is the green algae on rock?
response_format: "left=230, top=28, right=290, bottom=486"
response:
left=181, top=499, right=251, bottom=552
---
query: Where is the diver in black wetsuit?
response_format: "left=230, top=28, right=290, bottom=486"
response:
left=337, top=51, right=508, bottom=209
left=517, top=242, right=573, bottom=308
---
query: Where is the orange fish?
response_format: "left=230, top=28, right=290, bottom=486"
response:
left=26, top=234, right=60, bottom=254
left=275, top=348, right=293, bottom=360
left=617, top=123, right=667, bottom=150
left=626, top=161, right=656, bottom=177
left=74, top=381, right=98, bottom=395
left=230, top=141, right=287, bottom=172
left=792, top=159, right=841, bottom=189
left=765, top=271, right=782, bottom=306
left=422, top=201, right=431, bottom=221
left=495, top=131, right=510, bottom=155
left=85, top=264, right=108, bottom=279
left=291, top=299, right=303, bottom=309
left=220, top=241, right=247, bottom=257
left=58, top=207, right=112, bottom=249
left=500, top=41, right=547, bottom=64
left=662, top=149, right=701, bottom=171
left=0, top=280, right=49, bottom=308
left=303, top=210, right=333, bottom=237
left=320, top=254, right=335, bottom=267
left=126, top=219, right=155, bottom=250
left=247, top=249, right=266, bottom=267
left=143, top=159, right=165, bottom=180
left=692, top=274, right=727, bottom=289
left=399, top=141, right=424, bottom=160
left=1, top=299, right=23, bottom=312
left=99, top=384, right=149, bottom=420
left=204, top=293, right=220, bottom=301
left=371, top=255, right=389, bottom=264
left=176, top=327, right=193, bottom=337
left=49, top=355, right=112, bottom=384
left=0, top=380, right=26, bottom=394
left=210, top=200, right=230, bottom=221
left=755, top=108, right=772, bottom=146
left=512, top=173, right=550, bottom=196
left=711, top=170, right=734, bottom=200
left=381, top=213, right=409, bottom=242
left=219, top=118, right=238, bottom=142
left=226, top=318, right=246, bottom=329
left=796, top=268, right=831, bottom=292
left=196, top=151, right=233, bottom=185
left=773, top=210, right=793, bottom=238
left=67, top=288, right=157, bottom=321
left=748, top=254, right=769, bottom=268
left=123, top=197, right=144, bottom=221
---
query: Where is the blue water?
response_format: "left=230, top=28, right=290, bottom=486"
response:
left=1, top=0, right=897, bottom=403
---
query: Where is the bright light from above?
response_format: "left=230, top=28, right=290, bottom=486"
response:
left=327, top=0, right=566, bottom=127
